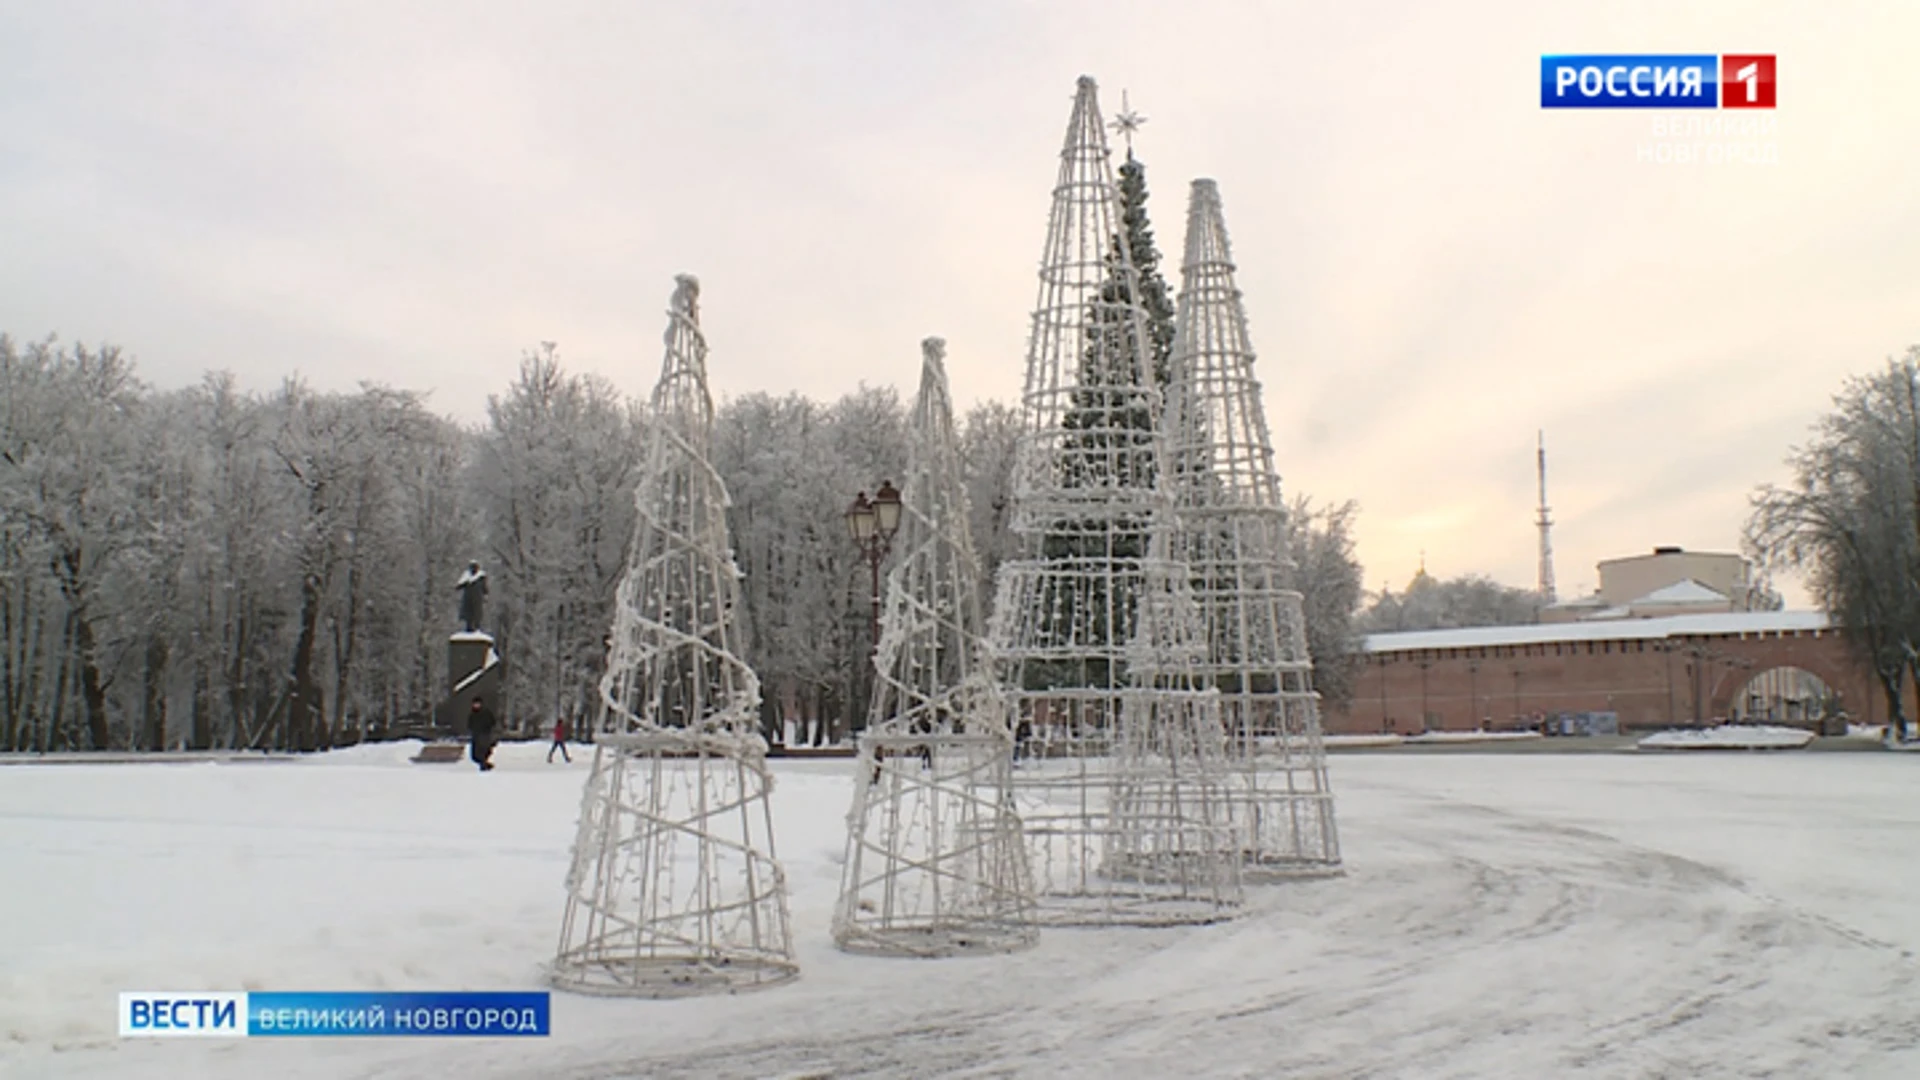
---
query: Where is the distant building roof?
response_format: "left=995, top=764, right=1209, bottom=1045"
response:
left=1579, top=606, right=1634, bottom=620
left=1362, top=609, right=1830, bottom=653
left=1545, top=593, right=1609, bottom=611
left=1597, top=547, right=1741, bottom=567
left=1632, top=578, right=1729, bottom=605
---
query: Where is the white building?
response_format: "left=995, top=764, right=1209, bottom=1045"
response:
left=1543, top=547, right=1755, bottom=624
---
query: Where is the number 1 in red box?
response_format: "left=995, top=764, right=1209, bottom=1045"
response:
left=1721, top=55, right=1776, bottom=108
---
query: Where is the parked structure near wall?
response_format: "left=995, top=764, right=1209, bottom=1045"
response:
left=1330, top=610, right=1906, bottom=734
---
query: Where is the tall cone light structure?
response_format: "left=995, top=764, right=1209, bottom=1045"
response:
left=833, top=339, right=1038, bottom=958
left=1165, top=180, right=1341, bottom=876
left=985, top=76, right=1242, bottom=926
left=552, top=275, right=798, bottom=996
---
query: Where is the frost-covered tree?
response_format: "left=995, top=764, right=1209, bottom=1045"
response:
left=959, top=400, right=1022, bottom=616
left=0, top=324, right=1024, bottom=754
left=713, top=392, right=846, bottom=743
left=1746, top=578, right=1786, bottom=611
left=473, top=344, right=642, bottom=738
left=1278, top=495, right=1365, bottom=709
left=191, top=372, right=298, bottom=750
left=1357, top=572, right=1544, bottom=635
left=262, top=379, right=455, bottom=749
left=0, top=337, right=145, bottom=749
left=1748, top=348, right=1920, bottom=738
left=387, top=408, right=477, bottom=735
left=0, top=331, right=621, bottom=749
left=127, top=388, right=206, bottom=750
left=712, top=386, right=910, bottom=745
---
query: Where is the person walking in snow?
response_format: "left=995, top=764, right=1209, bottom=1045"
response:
left=468, top=697, right=497, bottom=772
left=547, top=717, right=571, bottom=763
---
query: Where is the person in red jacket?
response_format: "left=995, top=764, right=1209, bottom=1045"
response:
left=548, top=717, right=571, bottom=763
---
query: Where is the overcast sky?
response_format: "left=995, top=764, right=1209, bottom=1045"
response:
left=4, top=0, right=1917, bottom=604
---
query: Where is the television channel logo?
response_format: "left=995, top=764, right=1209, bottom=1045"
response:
left=119, top=991, right=551, bottom=1038
left=1541, top=55, right=1775, bottom=109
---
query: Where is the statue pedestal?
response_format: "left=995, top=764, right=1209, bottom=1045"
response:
left=439, top=631, right=504, bottom=736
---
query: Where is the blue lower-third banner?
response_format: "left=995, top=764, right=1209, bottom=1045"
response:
left=118, top=991, right=550, bottom=1037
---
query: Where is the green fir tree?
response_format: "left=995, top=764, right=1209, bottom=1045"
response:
left=1031, top=152, right=1177, bottom=692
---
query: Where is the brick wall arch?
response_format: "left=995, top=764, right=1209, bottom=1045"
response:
left=1698, top=631, right=1869, bottom=720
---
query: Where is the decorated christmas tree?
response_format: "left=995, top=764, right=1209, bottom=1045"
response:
left=552, top=275, right=797, bottom=997
left=1164, top=180, right=1341, bottom=876
left=833, top=338, right=1037, bottom=957
left=986, top=77, right=1242, bottom=926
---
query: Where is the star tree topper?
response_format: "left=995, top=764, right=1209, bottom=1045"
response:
left=1109, top=90, right=1146, bottom=157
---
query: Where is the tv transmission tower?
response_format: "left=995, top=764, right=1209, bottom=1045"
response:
left=552, top=275, right=797, bottom=997
left=1164, top=178, right=1341, bottom=878
left=833, top=338, right=1038, bottom=958
left=1536, top=431, right=1556, bottom=603
left=984, top=76, right=1242, bottom=927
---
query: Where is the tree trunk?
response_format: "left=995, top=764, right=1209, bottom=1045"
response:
left=331, top=490, right=373, bottom=743
left=143, top=633, right=170, bottom=751
left=760, top=694, right=780, bottom=747
left=48, top=612, right=73, bottom=752
left=0, top=550, right=12, bottom=752
left=227, top=611, right=250, bottom=749
left=290, top=571, right=325, bottom=752
left=416, top=563, right=437, bottom=724
left=0, top=552, right=23, bottom=752
left=191, top=656, right=212, bottom=751
left=72, top=609, right=112, bottom=750
left=1878, top=663, right=1908, bottom=741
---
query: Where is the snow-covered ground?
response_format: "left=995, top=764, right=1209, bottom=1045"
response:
left=1638, top=725, right=1817, bottom=750
left=1322, top=733, right=1405, bottom=748
left=1324, top=730, right=1545, bottom=748
left=6, top=741, right=1920, bottom=1078
left=1403, top=730, right=1544, bottom=744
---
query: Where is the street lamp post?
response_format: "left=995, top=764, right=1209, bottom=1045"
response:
left=1468, top=661, right=1480, bottom=732
left=844, top=480, right=903, bottom=739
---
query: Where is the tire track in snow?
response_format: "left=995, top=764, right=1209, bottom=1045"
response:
left=1357, top=776, right=1920, bottom=1077
left=522, top=770, right=1920, bottom=1080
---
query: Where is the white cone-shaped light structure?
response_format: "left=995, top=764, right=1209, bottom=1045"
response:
left=833, top=339, right=1039, bottom=957
left=1165, top=180, right=1341, bottom=876
left=985, top=77, right=1241, bottom=926
left=552, top=275, right=798, bottom=996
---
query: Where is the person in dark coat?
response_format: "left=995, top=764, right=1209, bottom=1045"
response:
left=468, top=697, right=497, bottom=772
left=547, top=717, right=571, bottom=763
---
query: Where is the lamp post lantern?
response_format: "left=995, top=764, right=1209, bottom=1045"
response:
left=845, top=480, right=903, bottom=736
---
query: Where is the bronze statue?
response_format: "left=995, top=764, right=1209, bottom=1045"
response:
left=455, top=561, right=488, bottom=633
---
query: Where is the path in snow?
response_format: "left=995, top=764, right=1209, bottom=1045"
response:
left=4, top=745, right=1919, bottom=1078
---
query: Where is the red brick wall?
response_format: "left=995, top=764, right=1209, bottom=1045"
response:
left=1328, top=628, right=1892, bottom=734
